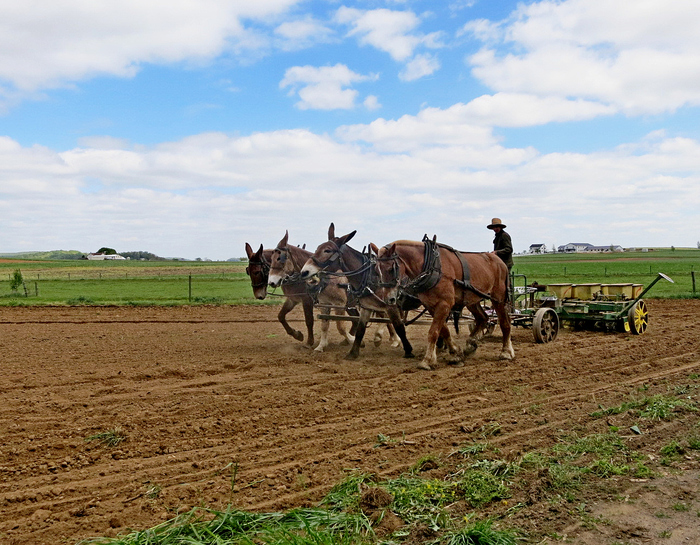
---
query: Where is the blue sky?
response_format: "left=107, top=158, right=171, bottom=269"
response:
left=1, top=0, right=699, bottom=259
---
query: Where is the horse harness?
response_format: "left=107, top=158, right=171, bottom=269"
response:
left=380, top=235, right=492, bottom=301
left=312, top=240, right=385, bottom=307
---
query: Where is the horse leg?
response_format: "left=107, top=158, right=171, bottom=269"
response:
left=315, top=315, right=331, bottom=352
left=302, top=297, right=315, bottom=347
left=278, top=298, right=304, bottom=342
left=464, top=303, right=488, bottom=356
left=347, top=307, right=360, bottom=336
left=345, top=307, right=372, bottom=360
left=386, top=306, right=413, bottom=358
left=439, top=322, right=463, bottom=365
left=417, top=303, right=451, bottom=370
left=387, top=321, right=401, bottom=348
left=334, top=307, right=355, bottom=346
left=494, top=300, right=515, bottom=360
left=373, top=317, right=385, bottom=347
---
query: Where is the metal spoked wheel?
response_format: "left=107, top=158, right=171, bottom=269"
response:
left=532, top=307, right=560, bottom=343
left=628, top=299, right=649, bottom=335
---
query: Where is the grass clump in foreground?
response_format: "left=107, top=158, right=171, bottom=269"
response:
left=81, top=428, right=658, bottom=544
left=83, top=464, right=521, bottom=545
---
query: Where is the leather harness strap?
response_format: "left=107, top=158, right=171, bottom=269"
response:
left=436, top=242, right=492, bottom=300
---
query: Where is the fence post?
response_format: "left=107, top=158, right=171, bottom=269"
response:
left=189, top=275, right=192, bottom=302
left=692, top=271, right=696, bottom=294
left=35, top=281, right=39, bottom=296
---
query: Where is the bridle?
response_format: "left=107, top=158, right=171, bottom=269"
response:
left=245, top=255, right=270, bottom=289
left=375, top=251, right=403, bottom=289
left=271, top=245, right=303, bottom=285
left=310, top=240, right=346, bottom=269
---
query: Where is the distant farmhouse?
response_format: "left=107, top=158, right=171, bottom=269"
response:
left=528, top=244, right=548, bottom=254
left=556, top=243, right=624, bottom=253
left=86, top=253, right=127, bottom=260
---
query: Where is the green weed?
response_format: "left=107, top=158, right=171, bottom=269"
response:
left=438, top=518, right=521, bottom=545
left=85, top=427, right=127, bottom=447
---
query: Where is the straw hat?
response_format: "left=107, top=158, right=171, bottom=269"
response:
left=487, top=218, right=506, bottom=229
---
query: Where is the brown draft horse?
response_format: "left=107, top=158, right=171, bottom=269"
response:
left=262, top=232, right=356, bottom=352
left=372, top=239, right=513, bottom=370
left=300, top=224, right=413, bottom=360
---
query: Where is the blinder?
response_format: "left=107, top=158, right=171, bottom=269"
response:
left=311, top=241, right=345, bottom=269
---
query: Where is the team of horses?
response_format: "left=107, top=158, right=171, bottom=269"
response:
left=245, top=223, right=513, bottom=370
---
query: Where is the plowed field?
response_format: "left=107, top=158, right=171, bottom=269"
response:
left=1, top=300, right=699, bottom=544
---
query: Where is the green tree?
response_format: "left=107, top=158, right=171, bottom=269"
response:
left=9, top=269, right=23, bottom=291
left=97, top=247, right=117, bottom=255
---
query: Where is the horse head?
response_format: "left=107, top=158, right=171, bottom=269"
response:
left=244, top=242, right=270, bottom=300
left=268, top=231, right=296, bottom=288
left=300, top=224, right=356, bottom=282
left=373, top=243, right=404, bottom=306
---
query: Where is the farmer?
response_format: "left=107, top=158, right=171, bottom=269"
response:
left=487, top=218, right=513, bottom=272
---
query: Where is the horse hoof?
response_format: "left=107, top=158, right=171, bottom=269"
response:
left=499, top=351, right=514, bottom=361
left=447, top=355, right=464, bottom=366
left=374, top=339, right=382, bottom=348
left=464, top=343, right=478, bottom=356
left=344, top=352, right=359, bottom=361
left=293, top=331, right=304, bottom=342
left=403, top=352, right=415, bottom=359
left=417, top=361, right=432, bottom=370
left=314, top=346, right=325, bottom=352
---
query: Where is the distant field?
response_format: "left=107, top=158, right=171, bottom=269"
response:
left=0, top=259, right=267, bottom=305
left=0, top=249, right=698, bottom=305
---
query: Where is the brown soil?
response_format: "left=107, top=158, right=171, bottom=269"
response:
left=1, top=300, right=699, bottom=544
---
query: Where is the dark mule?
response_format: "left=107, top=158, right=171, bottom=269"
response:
left=264, top=232, right=355, bottom=351
left=373, top=238, right=513, bottom=370
left=300, top=224, right=413, bottom=360
left=244, top=243, right=272, bottom=301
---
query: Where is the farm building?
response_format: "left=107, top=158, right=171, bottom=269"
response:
left=587, top=245, right=624, bottom=253
left=556, top=243, right=624, bottom=253
left=557, top=243, right=593, bottom=253
left=528, top=244, right=547, bottom=254
left=87, top=253, right=127, bottom=260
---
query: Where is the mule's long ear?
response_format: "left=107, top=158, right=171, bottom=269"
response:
left=277, top=230, right=289, bottom=248
left=245, top=243, right=255, bottom=258
left=388, top=243, right=397, bottom=255
left=368, top=242, right=379, bottom=256
left=328, top=223, right=335, bottom=240
left=255, top=244, right=264, bottom=259
left=336, top=230, right=357, bottom=246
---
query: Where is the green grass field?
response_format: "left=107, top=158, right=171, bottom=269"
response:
left=1, top=249, right=698, bottom=305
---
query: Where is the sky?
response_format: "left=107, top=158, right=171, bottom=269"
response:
left=1, top=0, right=699, bottom=260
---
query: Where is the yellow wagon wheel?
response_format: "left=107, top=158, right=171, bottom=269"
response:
left=628, top=299, right=649, bottom=335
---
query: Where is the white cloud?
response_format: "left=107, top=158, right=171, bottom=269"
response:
left=363, top=95, right=381, bottom=110
left=399, top=53, right=441, bottom=81
left=464, top=0, right=700, bottom=115
left=336, top=95, right=614, bottom=153
left=0, top=0, right=302, bottom=93
left=274, top=16, right=334, bottom=51
left=1, top=126, right=699, bottom=258
left=280, top=64, right=376, bottom=110
left=335, top=6, right=444, bottom=80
